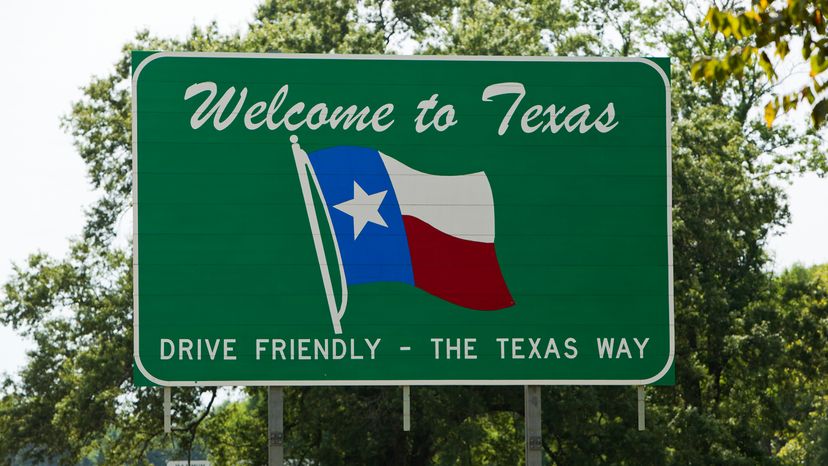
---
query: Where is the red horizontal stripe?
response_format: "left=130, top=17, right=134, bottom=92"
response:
left=403, top=215, right=514, bottom=310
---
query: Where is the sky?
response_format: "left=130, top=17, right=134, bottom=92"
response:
left=0, top=0, right=261, bottom=378
left=0, top=1, right=826, bottom=378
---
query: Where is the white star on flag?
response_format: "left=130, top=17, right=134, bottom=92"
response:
left=333, top=181, right=388, bottom=239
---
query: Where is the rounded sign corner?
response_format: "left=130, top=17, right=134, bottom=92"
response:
left=639, top=348, right=675, bottom=385
left=634, top=57, right=671, bottom=92
left=134, top=352, right=174, bottom=387
left=132, top=51, right=173, bottom=86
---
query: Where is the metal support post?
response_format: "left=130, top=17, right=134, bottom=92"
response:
left=524, top=385, right=542, bottom=466
left=403, top=385, right=411, bottom=431
left=163, top=387, right=171, bottom=433
left=637, top=385, right=646, bottom=431
left=268, top=386, right=284, bottom=466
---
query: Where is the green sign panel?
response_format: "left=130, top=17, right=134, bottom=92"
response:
left=132, top=52, right=673, bottom=386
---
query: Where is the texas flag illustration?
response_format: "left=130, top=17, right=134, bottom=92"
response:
left=291, top=136, right=513, bottom=334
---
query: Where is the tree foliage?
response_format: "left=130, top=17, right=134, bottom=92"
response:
left=1, top=0, right=827, bottom=465
left=692, top=0, right=828, bottom=127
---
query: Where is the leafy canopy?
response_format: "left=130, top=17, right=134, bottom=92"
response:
left=692, top=0, right=828, bottom=127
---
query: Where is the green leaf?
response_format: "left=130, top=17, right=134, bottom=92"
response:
left=728, top=14, right=742, bottom=39
left=812, top=98, right=828, bottom=127
left=815, top=9, right=826, bottom=35
left=782, top=93, right=798, bottom=112
left=759, top=51, right=777, bottom=80
left=777, top=40, right=790, bottom=59
left=810, top=50, right=828, bottom=77
left=802, top=86, right=816, bottom=104
left=764, top=100, right=778, bottom=127
left=704, top=7, right=720, bottom=31
left=690, top=60, right=707, bottom=81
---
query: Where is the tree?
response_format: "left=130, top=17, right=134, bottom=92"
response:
left=2, top=0, right=827, bottom=464
left=692, top=0, right=828, bottom=127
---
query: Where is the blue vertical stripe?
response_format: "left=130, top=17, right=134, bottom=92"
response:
left=307, top=146, right=415, bottom=286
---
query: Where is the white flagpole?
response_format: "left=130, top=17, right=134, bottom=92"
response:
left=290, top=135, right=349, bottom=334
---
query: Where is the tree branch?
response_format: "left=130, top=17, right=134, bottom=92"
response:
left=170, top=387, right=218, bottom=465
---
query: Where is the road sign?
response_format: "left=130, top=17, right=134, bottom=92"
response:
left=132, top=52, right=673, bottom=386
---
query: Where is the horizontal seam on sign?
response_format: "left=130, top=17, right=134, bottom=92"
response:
left=136, top=140, right=669, bottom=148
left=135, top=171, right=670, bottom=177
left=135, top=79, right=670, bottom=88
left=135, top=233, right=673, bottom=237
left=136, top=111, right=668, bottom=119
left=135, top=202, right=670, bottom=207
left=137, top=292, right=676, bottom=297
left=136, top=262, right=673, bottom=266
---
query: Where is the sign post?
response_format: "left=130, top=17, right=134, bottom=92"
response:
left=268, top=387, right=284, bottom=466
left=637, top=385, right=646, bottom=430
left=403, top=386, right=411, bottom=432
left=524, top=385, right=542, bottom=466
left=163, top=387, right=171, bottom=433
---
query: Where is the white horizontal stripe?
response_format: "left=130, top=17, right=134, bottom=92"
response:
left=380, top=153, right=495, bottom=243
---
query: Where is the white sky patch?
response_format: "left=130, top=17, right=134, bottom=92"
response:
left=767, top=173, right=828, bottom=270
left=0, top=0, right=260, bottom=378
left=747, top=37, right=828, bottom=271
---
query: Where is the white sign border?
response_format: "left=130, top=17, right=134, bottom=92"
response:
left=132, top=52, right=674, bottom=387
